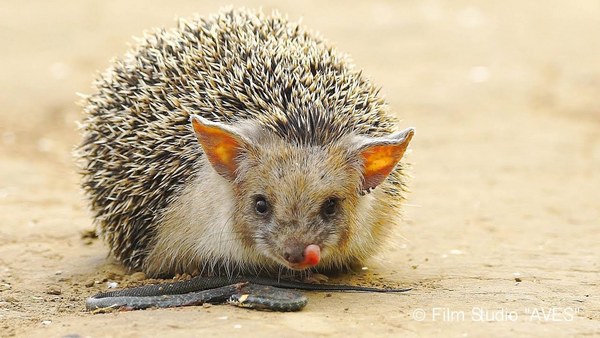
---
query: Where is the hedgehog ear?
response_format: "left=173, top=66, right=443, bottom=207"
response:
left=190, top=115, right=251, bottom=181
left=353, top=128, right=414, bottom=191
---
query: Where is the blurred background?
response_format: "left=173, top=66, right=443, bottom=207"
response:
left=2, top=1, right=598, bottom=149
left=0, top=1, right=598, bottom=336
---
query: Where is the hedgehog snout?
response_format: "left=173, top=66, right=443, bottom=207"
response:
left=280, top=239, right=321, bottom=270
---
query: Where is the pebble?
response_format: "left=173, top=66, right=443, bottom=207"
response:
left=128, top=272, right=147, bottom=282
left=46, top=287, right=62, bottom=295
left=4, top=296, right=18, bottom=303
left=0, top=283, right=12, bottom=291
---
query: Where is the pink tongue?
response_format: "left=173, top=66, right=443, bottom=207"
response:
left=302, top=244, right=321, bottom=267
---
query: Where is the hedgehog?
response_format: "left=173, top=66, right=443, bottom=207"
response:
left=77, top=8, right=414, bottom=279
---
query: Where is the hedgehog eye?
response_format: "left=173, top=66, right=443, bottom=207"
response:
left=254, top=195, right=270, bottom=215
left=321, top=198, right=339, bottom=218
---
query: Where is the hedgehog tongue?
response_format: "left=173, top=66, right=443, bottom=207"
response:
left=302, top=244, right=321, bottom=267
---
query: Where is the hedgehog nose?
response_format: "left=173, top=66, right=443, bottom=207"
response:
left=282, top=243, right=321, bottom=268
left=283, top=247, right=305, bottom=264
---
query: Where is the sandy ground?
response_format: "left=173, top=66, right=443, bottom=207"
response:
left=1, top=1, right=599, bottom=337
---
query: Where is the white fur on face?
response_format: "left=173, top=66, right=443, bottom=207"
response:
left=144, top=161, right=263, bottom=276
